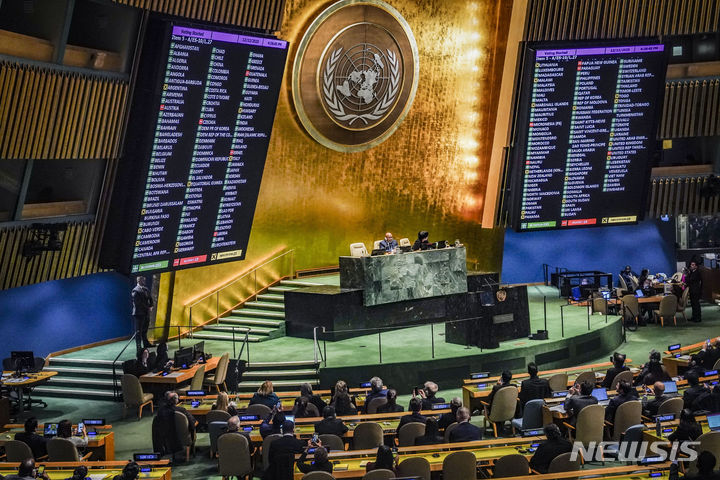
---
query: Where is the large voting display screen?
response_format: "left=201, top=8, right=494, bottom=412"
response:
left=101, top=18, right=288, bottom=274
left=510, top=41, right=666, bottom=231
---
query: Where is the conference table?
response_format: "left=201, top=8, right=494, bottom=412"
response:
left=0, top=424, right=115, bottom=460
left=0, top=460, right=170, bottom=479
left=139, top=355, right=219, bottom=385
left=662, top=340, right=710, bottom=377
left=1, top=370, right=58, bottom=410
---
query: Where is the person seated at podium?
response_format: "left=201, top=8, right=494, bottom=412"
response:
left=418, top=381, right=446, bottom=410
left=250, top=380, right=280, bottom=410
left=529, top=424, right=572, bottom=474
left=412, top=231, right=431, bottom=251
left=376, top=389, right=403, bottom=413
left=378, top=232, right=398, bottom=253
left=564, top=381, right=598, bottom=425
left=314, top=406, right=348, bottom=436
left=364, top=377, right=387, bottom=413
left=398, top=397, right=426, bottom=432
left=519, top=363, right=551, bottom=406
left=14, top=417, right=47, bottom=459
left=448, top=407, right=482, bottom=442
left=601, top=352, right=628, bottom=389
left=643, top=381, right=668, bottom=417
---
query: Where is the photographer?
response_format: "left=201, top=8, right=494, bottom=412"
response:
left=296, top=439, right=332, bottom=474
left=5, top=459, right=49, bottom=480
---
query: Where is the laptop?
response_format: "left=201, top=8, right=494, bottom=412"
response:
left=663, top=381, right=679, bottom=396
left=635, top=289, right=645, bottom=297
left=708, top=413, right=720, bottom=432
left=43, top=423, right=58, bottom=437
left=571, top=287, right=582, bottom=301
left=592, top=387, right=609, bottom=404
left=601, top=290, right=611, bottom=300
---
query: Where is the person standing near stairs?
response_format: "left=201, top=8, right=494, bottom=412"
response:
left=131, top=276, right=153, bottom=352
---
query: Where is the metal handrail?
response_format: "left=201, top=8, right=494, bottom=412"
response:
left=313, top=326, right=326, bottom=365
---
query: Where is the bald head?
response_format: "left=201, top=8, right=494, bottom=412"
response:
left=385, top=233, right=393, bottom=241
left=456, top=407, right=471, bottom=423
left=18, top=458, right=35, bottom=477
left=653, top=381, right=665, bottom=396
left=227, top=416, right=240, bottom=431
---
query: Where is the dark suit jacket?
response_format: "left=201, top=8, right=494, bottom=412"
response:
left=529, top=437, right=573, bottom=474
left=605, top=392, right=635, bottom=422
left=600, top=366, right=629, bottom=389
left=314, top=418, right=348, bottom=437
left=683, top=385, right=708, bottom=410
left=448, top=421, right=482, bottom=443
left=564, top=394, right=598, bottom=423
left=364, top=390, right=387, bottom=413
left=376, top=403, right=403, bottom=414
left=398, top=412, right=426, bottom=431
left=668, top=423, right=703, bottom=442
left=420, top=396, right=446, bottom=410
left=307, top=395, right=327, bottom=415
left=643, top=394, right=669, bottom=417
left=265, top=435, right=305, bottom=480
left=14, top=431, right=47, bottom=458
left=519, top=377, right=551, bottom=405
left=438, top=411, right=458, bottom=431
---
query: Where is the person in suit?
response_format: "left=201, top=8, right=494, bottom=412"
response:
left=693, top=338, right=720, bottom=369
left=417, top=381, right=446, bottom=410
left=133, top=348, right=153, bottom=377
left=296, top=444, right=332, bottom=474
left=635, top=351, right=670, bottom=386
left=692, top=384, right=720, bottom=413
left=365, top=445, right=397, bottom=474
left=449, top=407, right=482, bottom=443
left=14, top=417, right=47, bottom=459
left=605, top=381, right=635, bottom=424
left=364, top=377, right=387, bottom=413
left=5, top=458, right=49, bottom=480
left=668, top=409, right=703, bottom=442
left=414, top=417, right=443, bottom=445
left=314, top=406, right=348, bottom=437
left=529, top=424, right=573, bottom=474
left=619, top=265, right=638, bottom=291
left=218, top=416, right=252, bottom=455
left=412, top=231, right=431, bottom=251
left=378, top=232, right=398, bottom=253
left=686, top=260, right=703, bottom=322
left=110, top=462, right=139, bottom=480
left=438, top=397, right=462, bottom=431
left=519, top=363, right=551, bottom=406
left=486, top=370, right=515, bottom=414
left=264, top=420, right=305, bottom=480
left=669, top=450, right=720, bottom=480
left=153, top=342, right=170, bottom=372
left=601, top=352, right=629, bottom=389
left=250, top=381, right=280, bottom=410
left=260, top=409, right=285, bottom=439
left=398, top=397, right=426, bottom=432
left=131, top=276, right=153, bottom=352
left=300, top=383, right=326, bottom=415
left=683, top=371, right=709, bottom=411
left=376, top=389, right=403, bottom=413
left=564, top=381, right=598, bottom=425
left=643, top=382, right=669, bottom=417
left=330, top=380, right=357, bottom=415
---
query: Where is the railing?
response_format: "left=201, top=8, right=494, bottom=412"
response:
left=542, top=263, right=568, bottom=287
left=184, top=249, right=295, bottom=339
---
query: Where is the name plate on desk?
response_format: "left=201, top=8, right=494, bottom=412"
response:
left=339, top=247, right=468, bottom=306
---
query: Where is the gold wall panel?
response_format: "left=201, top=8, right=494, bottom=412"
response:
left=660, top=79, right=720, bottom=139
left=158, top=0, right=512, bottom=328
left=648, top=175, right=719, bottom=218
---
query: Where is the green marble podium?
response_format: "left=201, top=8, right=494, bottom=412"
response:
left=339, top=247, right=468, bottom=306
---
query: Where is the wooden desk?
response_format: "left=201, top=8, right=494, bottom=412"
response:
left=1, top=424, right=115, bottom=460
left=463, top=360, right=633, bottom=386
left=1, top=371, right=58, bottom=410
left=0, top=460, right=170, bottom=480
left=662, top=339, right=713, bottom=376
left=140, top=356, right=219, bottom=385
left=510, top=462, right=671, bottom=480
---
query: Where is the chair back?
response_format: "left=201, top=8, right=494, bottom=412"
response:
left=262, top=433, right=281, bottom=469
left=352, top=422, right=383, bottom=450
left=398, top=422, right=425, bottom=447
left=214, top=353, right=230, bottom=386
left=574, top=371, right=596, bottom=386
left=1, top=358, right=13, bottom=370
left=610, top=400, right=641, bottom=441
left=714, top=358, right=720, bottom=371
left=362, top=469, right=395, bottom=480
left=5, top=440, right=34, bottom=462
left=618, top=275, right=628, bottom=290
left=575, top=404, right=605, bottom=448
left=489, top=386, right=518, bottom=423
left=366, top=396, right=387, bottom=414
left=350, top=243, right=368, bottom=257
left=443, top=422, right=458, bottom=442
left=611, top=370, right=634, bottom=390
left=217, top=432, right=252, bottom=477
left=621, top=295, right=639, bottom=320
left=47, top=437, right=79, bottom=461
left=699, top=431, right=720, bottom=464
left=373, top=240, right=382, bottom=250
left=208, top=421, right=227, bottom=457
left=398, top=456, right=431, bottom=480
left=592, top=298, right=607, bottom=315
left=493, top=454, right=529, bottom=477
left=442, top=450, right=477, bottom=480
left=189, top=364, right=205, bottom=390
left=657, top=397, right=683, bottom=417
left=658, top=295, right=678, bottom=317
left=121, top=373, right=143, bottom=407
left=548, top=373, right=568, bottom=392
left=519, top=399, right=544, bottom=430
left=174, top=411, right=192, bottom=447
left=399, top=238, right=411, bottom=247
left=302, top=472, right=335, bottom=480
left=678, top=288, right=690, bottom=309
left=246, top=403, right=272, bottom=417
left=671, top=272, right=683, bottom=282
left=318, top=433, right=344, bottom=452
left=206, top=409, right=231, bottom=424
left=547, top=452, right=581, bottom=473
left=619, top=424, right=646, bottom=458
left=33, top=356, right=45, bottom=371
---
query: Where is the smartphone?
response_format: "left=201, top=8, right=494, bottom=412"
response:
left=276, top=401, right=282, bottom=409
left=77, top=422, right=84, bottom=435
left=311, top=433, right=319, bottom=444
left=37, top=465, right=45, bottom=476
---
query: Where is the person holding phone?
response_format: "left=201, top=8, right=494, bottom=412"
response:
left=57, top=420, right=88, bottom=451
left=6, top=459, right=49, bottom=480
left=296, top=439, right=332, bottom=474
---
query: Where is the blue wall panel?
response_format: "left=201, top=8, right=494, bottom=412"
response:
left=501, top=220, right=676, bottom=285
left=0, top=272, right=133, bottom=361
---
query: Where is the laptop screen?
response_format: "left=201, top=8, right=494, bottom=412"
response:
left=592, top=388, right=608, bottom=401
left=44, top=423, right=58, bottom=436
left=708, top=413, right=720, bottom=431
left=663, top=381, right=678, bottom=394
left=571, top=286, right=582, bottom=301
left=601, top=290, right=611, bottom=300
left=635, top=289, right=644, bottom=297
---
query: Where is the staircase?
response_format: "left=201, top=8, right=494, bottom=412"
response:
left=33, top=357, right=121, bottom=400
left=237, top=360, right=321, bottom=392
left=192, top=279, right=325, bottom=344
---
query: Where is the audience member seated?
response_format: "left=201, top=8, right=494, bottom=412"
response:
left=564, top=381, right=598, bottom=425
left=670, top=450, right=720, bottom=480
left=693, top=384, right=720, bottom=413
left=292, top=396, right=316, bottom=418
left=414, top=417, right=443, bottom=445
left=131, top=348, right=154, bottom=377
left=683, top=371, right=709, bottom=411
left=417, top=381, right=445, bottom=410
left=297, top=444, right=332, bottom=474
left=412, top=231, right=431, bottom=251
left=111, top=462, right=140, bottom=480
left=668, top=409, right=703, bottom=442
left=4, top=459, right=49, bottom=480
left=486, top=370, right=515, bottom=414
left=300, top=383, right=327, bottom=415
left=314, top=406, right=348, bottom=437
left=634, top=350, right=670, bottom=386
left=365, top=445, right=398, bottom=474
left=605, top=380, right=635, bottom=422
left=438, top=397, right=462, bottom=431
left=14, top=417, right=47, bottom=459
left=620, top=265, right=637, bottom=290
left=529, top=424, right=572, bottom=474
left=364, top=377, right=387, bottom=413
left=330, top=381, right=357, bottom=416
left=57, top=419, right=88, bottom=451
left=152, top=391, right=197, bottom=457
left=260, top=408, right=285, bottom=439
left=212, top=391, right=230, bottom=412
left=398, top=397, right=426, bottom=432
left=694, top=338, right=720, bottom=370
left=601, top=352, right=628, bottom=389
left=376, top=389, right=403, bottom=413
left=448, top=407, right=482, bottom=443
left=643, top=381, right=668, bottom=417
left=218, top=415, right=252, bottom=454
left=519, top=363, right=551, bottom=406
left=265, top=420, right=305, bottom=480
left=154, top=342, right=170, bottom=372
left=66, top=466, right=88, bottom=480
left=250, top=380, right=280, bottom=409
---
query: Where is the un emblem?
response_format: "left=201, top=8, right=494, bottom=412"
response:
left=292, top=0, right=419, bottom=152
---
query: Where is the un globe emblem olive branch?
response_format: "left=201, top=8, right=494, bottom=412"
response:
left=322, top=46, right=400, bottom=126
